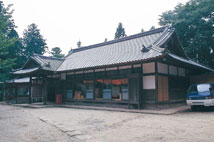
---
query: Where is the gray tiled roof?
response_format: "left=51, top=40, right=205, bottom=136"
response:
left=13, top=26, right=213, bottom=74
left=31, top=54, right=64, bottom=71
left=13, top=67, right=39, bottom=75
left=57, top=27, right=169, bottom=71
left=167, top=53, right=213, bottom=71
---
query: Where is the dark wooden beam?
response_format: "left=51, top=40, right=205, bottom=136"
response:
left=155, top=62, right=158, bottom=104
left=29, top=76, right=32, bottom=104
left=43, top=75, right=47, bottom=105
left=138, top=74, right=142, bottom=110
left=167, top=63, right=171, bottom=102
left=15, top=87, right=17, bottom=104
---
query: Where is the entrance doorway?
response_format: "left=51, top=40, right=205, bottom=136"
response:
left=128, top=75, right=140, bottom=107
left=158, top=76, right=169, bottom=102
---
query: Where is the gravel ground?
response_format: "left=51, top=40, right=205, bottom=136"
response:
left=0, top=104, right=214, bottom=142
left=0, top=105, right=78, bottom=142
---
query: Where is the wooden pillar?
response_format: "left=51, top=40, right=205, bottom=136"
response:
left=43, top=76, right=47, bottom=105
left=2, top=84, right=6, bottom=101
left=155, top=62, right=158, bottom=104
left=29, top=76, right=32, bottom=104
left=13, top=80, right=18, bottom=104
left=167, top=63, right=170, bottom=102
left=60, top=79, right=65, bottom=103
left=15, top=87, right=17, bottom=104
left=138, top=74, right=142, bottom=110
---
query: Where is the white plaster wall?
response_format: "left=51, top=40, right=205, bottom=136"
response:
left=143, top=75, right=156, bottom=89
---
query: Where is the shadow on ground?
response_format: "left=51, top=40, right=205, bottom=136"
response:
left=188, top=106, right=214, bottom=112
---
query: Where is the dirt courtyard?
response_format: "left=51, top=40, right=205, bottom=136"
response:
left=0, top=104, right=214, bottom=142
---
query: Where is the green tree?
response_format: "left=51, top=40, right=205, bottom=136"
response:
left=50, top=47, right=64, bottom=58
left=0, top=2, right=16, bottom=81
left=114, top=22, right=126, bottom=39
left=150, top=26, right=155, bottom=30
left=159, top=0, right=214, bottom=67
left=22, top=23, right=48, bottom=58
left=8, top=28, right=26, bottom=69
left=141, top=28, right=144, bottom=33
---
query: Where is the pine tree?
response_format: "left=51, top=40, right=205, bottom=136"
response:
left=22, top=23, right=48, bottom=58
left=0, top=2, right=16, bottom=81
left=141, top=28, right=145, bottom=33
left=50, top=47, right=64, bottom=58
left=8, top=28, right=25, bottom=69
left=150, top=26, right=155, bottom=30
left=114, top=22, right=126, bottom=39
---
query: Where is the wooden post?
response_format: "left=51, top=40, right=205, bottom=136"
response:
left=15, top=87, right=17, bottom=104
left=168, top=63, right=170, bottom=102
left=155, top=62, right=158, bottom=104
left=29, top=76, right=32, bottom=104
left=60, top=79, right=64, bottom=103
left=138, top=74, right=142, bottom=110
left=43, top=76, right=47, bottom=105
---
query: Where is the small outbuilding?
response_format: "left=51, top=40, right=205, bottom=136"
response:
left=3, top=77, right=43, bottom=103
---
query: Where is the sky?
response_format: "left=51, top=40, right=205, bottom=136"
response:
left=4, top=0, right=188, bottom=55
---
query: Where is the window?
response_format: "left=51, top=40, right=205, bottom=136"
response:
left=111, top=79, right=129, bottom=101
left=84, top=80, right=94, bottom=99
left=95, top=71, right=105, bottom=77
left=103, top=79, right=112, bottom=100
left=75, top=73, right=84, bottom=78
left=133, top=64, right=142, bottom=73
left=143, top=62, right=155, bottom=73
left=32, top=86, right=42, bottom=98
left=112, top=79, right=121, bottom=101
left=119, top=65, right=132, bottom=75
left=169, top=65, right=177, bottom=75
left=121, top=79, right=128, bottom=100
left=17, top=87, right=29, bottom=96
left=73, top=81, right=86, bottom=99
left=178, top=67, right=185, bottom=76
left=66, top=90, right=73, bottom=99
left=143, top=76, right=156, bottom=89
left=197, top=84, right=210, bottom=92
left=157, top=62, right=168, bottom=74
left=95, top=79, right=103, bottom=100
left=188, top=84, right=212, bottom=93
left=106, top=70, right=118, bottom=76
left=85, top=72, right=94, bottom=78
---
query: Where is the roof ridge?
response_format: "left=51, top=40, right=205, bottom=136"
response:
left=65, top=26, right=168, bottom=57
left=152, top=26, right=173, bottom=46
left=33, top=53, right=64, bottom=61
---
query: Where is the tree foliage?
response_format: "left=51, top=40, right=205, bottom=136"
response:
left=159, top=0, right=214, bottom=67
left=22, top=23, right=48, bottom=58
left=8, top=28, right=25, bottom=69
left=0, top=2, right=16, bottom=81
left=50, top=47, right=64, bottom=58
left=114, top=22, right=126, bottom=39
left=150, top=26, right=155, bottom=30
left=141, top=28, right=144, bottom=33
